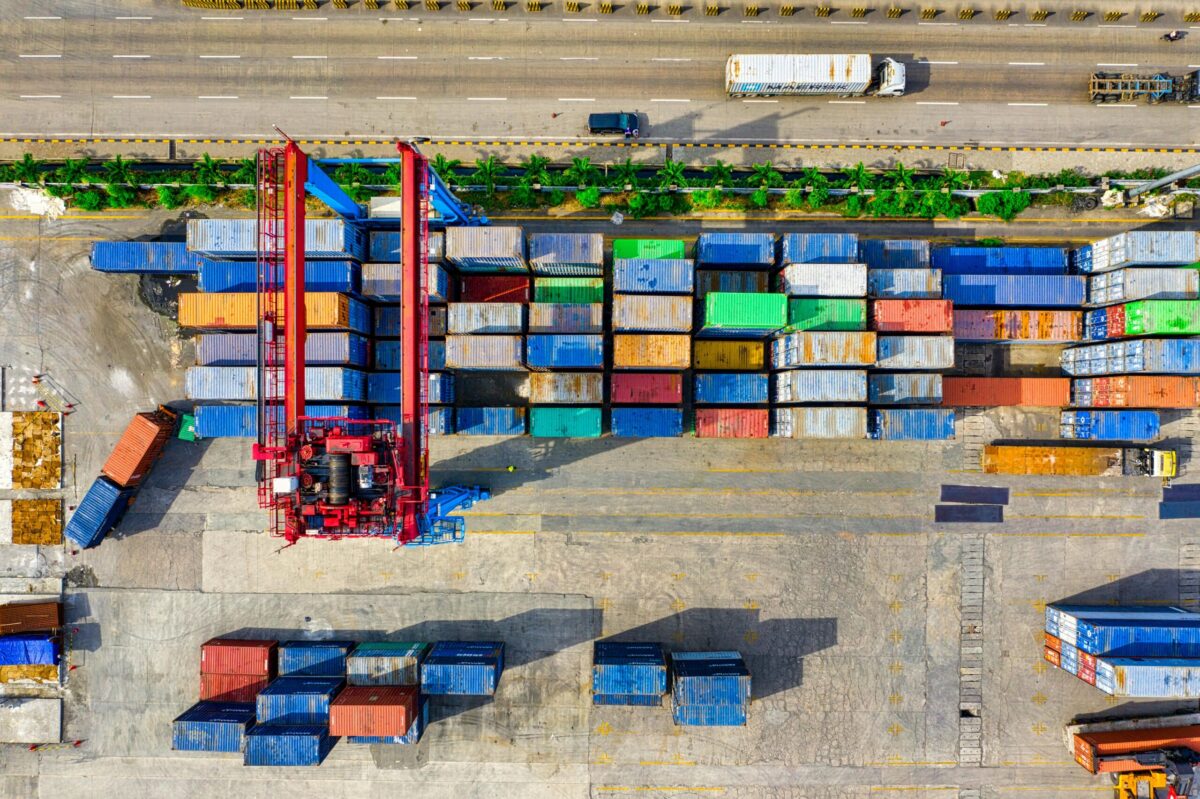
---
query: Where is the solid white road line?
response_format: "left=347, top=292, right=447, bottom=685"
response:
left=24, top=16, right=62, bottom=20
left=113, top=95, right=151, bottom=99
left=293, top=55, right=328, bottom=59
left=18, top=54, right=62, bottom=58
left=113, top=55, right=151, bottom=58
left=115, top=16, right=153, bottom=20
left=20, top=95, right=62, bottom=99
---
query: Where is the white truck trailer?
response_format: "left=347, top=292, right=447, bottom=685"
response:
left=725, top=54, right=906, bottom=97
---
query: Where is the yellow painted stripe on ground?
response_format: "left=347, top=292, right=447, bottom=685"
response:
left=1010, top=514, right=1144, bottom=520
left=999, top=532, right=1145, bottom=538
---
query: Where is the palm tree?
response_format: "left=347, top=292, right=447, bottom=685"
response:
left=12, top=154, right=45, bottom=184
left=333, top=163, right=373, bottom=187
left=519, top=154, right=551, bottom=186
left=749, top=162, right=783, bottom=188
left=102, top=155, right=137, bottom=186
left=705, top=160, right=734, bottom=188
left=471, top=156, right=504, bottom=195
left=563, top=157, right=600, bottom=188
left=887, top=163, right=916, bottom=191
left=231, top=157, right=257, bottom=186
left=52, top=157, right=91, bottom=188
left=840, top=162, right=874, bottom=193
left=193, top=153, right=226, bottom=186
left=937, top=166, right=970, bottom=192
left=430, top=154, right=462, bottom=186
left=655, top=159, right=687, bottom=190
left=612, top=158, right=640, bottom=190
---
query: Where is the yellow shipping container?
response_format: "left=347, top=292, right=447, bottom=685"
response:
left=982, top=445, right=1123, bottom=477
left=0, top=665, right=58, bottom=684
left=613, top=335, right=691, bottom=370
left=178, top=293, right=355, bottom=330
left=693, top=340, right=765, bottom=371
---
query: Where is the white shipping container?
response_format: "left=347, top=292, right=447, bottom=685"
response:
left=612, top=295, right=693, bottom=332
left=778, top=263, right=868, bottom=297
left=771, top=331, right=877, bottom=368
left=771, top=407, right=868, bottom=439
left=772, top=370, right=868, bottom=403
left=528, top=372, right=604, bottom=404
left=447, top=303, right=525, bottom=334
left=527, top=303, right=604, bottom=333
left=446, top=226, right=526, bottom=271
left=726, top=54, right=872, bottom=95
left=876, top=335, right=955, bottom=370
left=1088, top=268, right=1200, bottom=305
left=445, top=335, right=525, bottom=370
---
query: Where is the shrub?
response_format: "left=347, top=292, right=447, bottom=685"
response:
left=156, top=186, right=184, bottom=209
left=749, top=188, right=770, bottom=209
left=547, top=189, right=566, bottom=206
left=576, top=186, right=602, bottom=208
left=976, top=190, right=1031, bottom=221
left=73, top=190, right=106, bottom=211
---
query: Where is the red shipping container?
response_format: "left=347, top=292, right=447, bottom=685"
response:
left=460, top=276, right=530, bottom=304
left=101, top=407, right=177, bottom=488
left=200, top=638, right=277, bottom=677
left=1083, top=375, right=1200, bottom=408
left=943, top=377, right=1070, bottom=407
left=200, top=672, right=269, bottom=703
left=1074, top=725, right=1200, bottom=774
left=694, top=408, right=769, bottom=439
left=871, top=300, right=954, bottom=333
left=0, top=601, right=62, bottom=635
left=1079, top=651, right=1096, bottom=669
left=1078, top=664, right=1096, bottom=685
left=1106, top=304, right=1126, bottom=338
left=329, top=685, right=417, bottom=737
left=1043, top=632, right=1061, bottom=653
left=1043, top=646, right=1060, bottom=668
left=610, top=373, right=683, bottom=405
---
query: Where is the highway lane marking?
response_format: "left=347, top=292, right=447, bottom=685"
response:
left=1191, top=65, right=1200, bottom=68
left=198, top=96, right=239, bottom=100
left=916, top=102, right=958, bottom=106
left=199, top=55, right=241, bottom=59
left=559, top=98, right=596, bottom=102
left=1009, top=62, right=1045, bottom=66
left=18, top=55, right=62, bottom=59
left=1097, top=63, right=1138, bottom=67
left=19, top=96, right=61, bottom=100
left=376, top=96, right=418, bottom=100
left=24, top=16, right=62, bottom=20
left=561, top=57, right=600, bottom=61
left=651, top=98, right=691, bottom=102
left=1008, top=102, right=1049, bottom=107
left=289, top=96, right=328, bottom=100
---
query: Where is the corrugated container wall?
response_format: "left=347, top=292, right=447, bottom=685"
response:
left=527, top=232, right=604, bottom=276
left=172, top=702, right=256, bottom=753
left=780, top=232, right=859, bottom=265
left=460, top=275, right=530, bottom=303
left=445, top=336, right=524, bottom=370
left=1095, top=658, right=1200, bottom=698
left=367, top=230, right=445, bottom=263
left=612, top=295, right=692, bottom=332
left=90, top=241, right=205, bottom=274
left=697, top=232, right=776, bottom=267
left=0, top=602, right=61, bottom=636
left=185, top=366, right=367, bottom=402
left=673, top=703, right=748, bottom=727
left=777, top=263, right=867, bottom=297
left=420, top=642, right=505, bottom=696
left=197, top=260, right=360, bottom=294
left=1061, top=340, right=1200, bottom=376
left=362, top=262, right=450, bottom=302
left=101, top=408, right=175, bottom=488
left=869, top=373, right=943, bottom=405
left=942, top=377, right=1071, bottom=407
left=530, top=406, right=603, bottom=437
left=1060, top=411, right=1161, bottom=441
left=772, top=370, right=868, bottom=404
left=931, top=246, right=1068, bottom=274
left=694, top=373, right=769, bottom=404
left=456, top=407, right=527, bottom=435
left=347, top=642, right=429, bottom=686
left=694, top=408, right=769, bottom=438
left=610, top=407, right=684, bottom=437
left=693, top=340, right=765, bottom=370
left=610, top=373, right=683, bottom=404
left=526, top=335, right=605, bottom=370
left=613, top=259, right=695, bottom=294
left=194, top=404, right=367, bottom=438
left=1072, top=376, right=1200, bottom=408
left=278, top=641, right=355, bottom=678
left=702, top=293, right=787, bottom=336
left=612, top=239, right=687, bottom=260
left=772, top=407, right=869, bottom=439
left=867, top=268, right=943, bottom=299
left=200, top=673, right=268, bottom=703
left=446, top=226, right=527, bottom=273
left=63, top=476, right=135, bottom=549
left=1073, top=230, right=1199, bottom=273
left=187, top=218, right=367, bottom=260
left=1088, top=268, right=1200, bottom=305
left=695, top=270, right=771, bottom=297
left=942, top=275, right=1086, bottom=308
left=786, top=298, right=867, bottom=331
left=871, top=300, right=954, bottom=333
left=244, top=725, right=335, bottom=767
left=200, top=638, right=277, bottom=676
left=447, top=303, right=525, bottom=334
left=534, top=277, right=604, bottom=304
left=870, top=409, right=955, bottom=441
left=179, top=292, right=371, bottom=333
left=861, top=239, right=931, bottom=270
left=527, top=304, right=604, bottom=334
left=771, top=331, right=877, bottom=368
left=593, top=642, right=669, bottom=699
left=953, top=309, right=1081, bottom=343
left=329, top=685, right=417, bottom=737
left=197, top=332, right=370, bottom=367
left=255, top=677, right=343, bottom=725
left=367, top=372, right=452, bottom=404
left=613, top=335, right=691, bottom=369
left=1122, top=300, right=1200, bottom=336
left=529, top=373, right=604, bottom=404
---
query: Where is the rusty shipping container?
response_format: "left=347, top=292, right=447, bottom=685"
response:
left=178, top=293, right=370, bottom=332
left=1073, top=725, right=1200, bottom=774
left=693, top=340, right=765, bottom=371
left=529, top=373, right=604, bottom=404
left=1072, top=375, right=1200, bottom=408
left=200, top=638, right=277, bottom=677
left=329, top=685, right=418, bottom=737
left=612, top=295, right=693, bottom=333
left=953, top=309, right=1082, bottom=343
left=942, top=377, right=1071, bottom=407
left=0, top=602, right=62, bottom=635
left=101, top=407, right=177, bottom=489
left=771, top=331, right=877, bottom=369
left=871, top=300, right=954, bottom=333
left=694, top=408, right=769, bottom=438
left=613, top=335, right=691, bottom=370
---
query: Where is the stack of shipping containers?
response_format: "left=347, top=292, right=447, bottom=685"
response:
left=670, top=651, right=752, bottom=727
left=0, top=600, right=62, bottom=686
left=592, top=642, right=669, bottom=705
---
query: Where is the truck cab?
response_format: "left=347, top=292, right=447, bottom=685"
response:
left=874, top=58, right=906, bottom=97
left=1123, top=447, right=1178, bottom=478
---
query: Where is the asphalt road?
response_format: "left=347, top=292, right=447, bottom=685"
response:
left=2, top=1, right=1200, bottom=148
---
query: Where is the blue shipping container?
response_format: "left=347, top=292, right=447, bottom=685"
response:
left=870, top=409, right=955, bottom=441
left=671, top=654, right=752, bottom=705
left=868, top=373, right=943, bottom=405
left=867, top=268, right=942, bottom=299
left=194, top=404, right=368, bottom=438
left=612, top=259, right=695, bottom=294
left=278, top=641, right=356, bottom=678
left=780, top=232, right=859, bottom=265
left=593, top=642, right=668, bottom=698
left=371, top=405, right=453, bottom=435
left=1096, top=657, right=1200, bottom=698
left=188, top=218, right=367, bottom=260
left=672, top=702, right=748, bottom=727
left=610, top=407, right=684, bottom=438
left=526, top=335, right=605, bottom=370
left=697, top=233, right=776, bottom=268
left=1061, top=339, right=1200, bottom=376
left=456, top=407, right=526, bottom=436
left=90, top=241, right=205, bottom=274
left=694, top=373, right=769, bottom=404
left=244, top=724, right=337, bottom=767
left=1084, top=308, right=1109, bottom=342
left=64, top=476, right=136, bottom=549
left=860, top=239, right=931, bottom=271
left=1071, top=618, right=1200, bottom=657
left=0, top=634, right=59, bottom=666
left=172, top=702, right=256, bottom=753
left=1074, top=231, right=1199, bottom=273
left=197, top=260, right=361, bottom=294
left=1060, top=410, right=1160, bottom=441
left=196, top=332, right=370, bottom=367
left=942, top=275, right=1086, bottom=308
left=421, top=641, right=505, bottom=696
left=367, top=372, right=454, bottom=404
left=931, top=246, right=1068, bottom=275
left=348, top=696, right=430, bottom=744
left=256, top=677, right=344, bottom=724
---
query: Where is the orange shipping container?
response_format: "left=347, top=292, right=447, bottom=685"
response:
left=1073, top=725, right=1200, bottom=774
left=200, top=673, right=269, bottom=703
left=0, top=601, right=62, bottom=635
left=178, top=292, right=360, bottom=330
left=329, top=685, right=417, bottom=737
left=871, top=300, right=954, bottom=333
left=1078, top=375, right=1200, bottom=409
left=982, top=444, right=1124, bottom=477
left=942, top=377, right=1070, bottom=408
left=101, top=407, right=177, bottom=488
left=613, top=335, right=691, bottom=370
left=1044, top=633, right=1061, bottom=653
left=1043, top=646, right=1061, bottom=667
left=953, top=309, right=1082, bottom=342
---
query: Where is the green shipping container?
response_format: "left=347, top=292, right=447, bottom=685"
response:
left=1124, top=300, right=1200, bottom=336
left=786, top=298, right=867, bottom=332
left=612, top=239, right=687, bottom=260
left=534, top=277, right=604, bottom=304
left=530, top=406, right=603, bottom=437
left=703, top=292, right=787, bottom=331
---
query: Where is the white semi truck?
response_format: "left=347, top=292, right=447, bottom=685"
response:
left=725, top=54, right=906, bottom=97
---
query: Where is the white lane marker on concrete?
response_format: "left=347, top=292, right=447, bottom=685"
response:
left=24, top=16, right=62, bottom=20
left=378, top=56, right=418, bottom=59
left=200, top=55, right=241, bottom=59
left=198, top=95, right=239, bottom=100
left=18, top=54, right=62, bottom=58
left=113, top=95, right=151, bottom=99
left=292, top=55, right=328, bottom=59
left=290, top=95, right=328, bottom=100
left=926, top=61, right=959, bottom=65
left=917, top=101, right=958, bottom=105
left=113, top=55, right=151, bottom=58
left=1008, top=61, right=1045, bottom=66
left=20, top=95, right=62, bottom=99
left=1097, top=62, right=1138, bottom=67
left=651, top=98, right=691, bottom=102
left=1008, top=102, right=1048, bottom=106
left=468, top=97, right=508, bottom=101
left=468, top=56, right=503, bottom=60
left=1188, top=105, right=1200, bottom=109
left=828, top=100, right=866, bottom=104
left=559, top=98, right=596, bottom=102
left=377, top=96, right=418, bottom=100
left=743, top=99, right=778, bottom=103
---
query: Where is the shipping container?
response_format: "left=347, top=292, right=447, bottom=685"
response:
left=1084, top=307, right=1109, bottom=342
left=613, top=335, right=691, bottom=370
left=367, top=230, right=445, bottom=263
left=456, top=407, right=527, bottom=435
left=460, top=275, right=530, bottom=304
left=725, top=53, right=871, bottom=95
left=1062, top=339, right=1200, bottom=376
left=429, top=305, right=447, bottom=337
left=527, top=303, right=604, bottom=334
left=932, top=246, right=1068, bottom=274
left=172, top=701, right=256, bottom=753
left=612, top=295, right=693, bottom=332
left=1062, top=616, right=1200, bottom=658
left=179, top=292, right=371, bottom=332
left=777, top=263, right=867, bottom=297
left=197, top=260, right=360, bottom=294
left=278, top=641, right=355, bottom=678
left=612, top=239, right=686, bottom=261
left=1073, top=230, right=1200, bottom=273
left=693, top=340, right=765, bottom=371
left=526, top=335, right=605, bottom=370
left=592, top=642, right=668, bottom=699
left=953, top=309, right=1081, bottom=343
left=1073, top=724, right=1200, bottom=774
left=0, top=602, right=61, bottom=636
left=329, top=685, right=417, bottom=737
left=872, top=300, right=953, bottom=333
left=772, top=407, right=869, bottom=439
left=942, top=275, right=1086, bottom=307
left=1048, top=604, right=1195, bottom=639
left=101, top=407, right=176, bottom=488
left=0, top=664, right=59, bottom=684
left=347, top=642, right=429, bottom=686
left=201, top=639, right=277, bottom=677
left=694, top=373, right=769, bottom=405
left=942, top=377, right=1071, bottom=407
left=528, top=232, right=604, bottom=276
left=772, top=370, right=868, bottom=404
left=375, top=340, right=402, bottom=371
left=1120, top=300, right=1200, bottom=337
left=610, top=407, right=684, bottom=438
left=0, top=635, right=59, bottom=666
left=533, top=277, right=604, bottom=304
left=610, top=373, right=683, bottom=404
left=198, top=332, right=370, bottom=367
left=702, top=292, right=787, bottom=336
left=447, top=303, right=525, bottom=334
left=348, top=696, right=429, bottom=745
left=362, top=262, right=451, bottom=302
left=420, top=641, right=505, bottom=696
left=672, top=702, right=748, bottom=727
left=193, top=404, right=367, bottom=438
left=870, top=408, right=955, bottom=441
left=90, top=240, right=205, bottom=274
left=694, top=408, right=769, bottom=438
left=200, top=673, right=268, bottom=703
left=529, top=372, right=604, bottom=404
left=785, top=298, right=867, bottom=332
left=188, top=218, right=367, bottom=260
left=867, top=268, right=943, bottom=299
left=1060, top=410, right=1160, bottom=441
left=530, top=406, right=603, bottom=437
left=869, top=373, right=943, bottom=405
left=982, top=444, right=1137, bottom=476
left=671, top=652, right=751, bottom=705
left=1089, top=268, right=1200, bottom=306
left=63, top=476, right=135, bottom=549
left=697, top=233, right=775, bottom=268
left=185, top=366, right=368, bottom=402
left=780, top=232, right=859, bottom=265
left=446, top=226, right=527, bottom=272
left=861, top=239, right=930, bottom=271
left=376, top=305, right=448, bottom=338
left=244, top=724, right=336, bottom=767
left=1095, top=657, right=1200, bottom=698
left=771, top=331, right=877, bottom=369
left=445, top=336, right=524, bottom=370
left=1072, top=375, right=1200, bottom=408
left=428, top=339, right=446, bottom=372
left=256, top=677, right=344, bottom=725
left=613, top=259, right=694, bottom=294
left=427, top=406, right=454, bottom=435
left=695, top=270, right=771, bottom=297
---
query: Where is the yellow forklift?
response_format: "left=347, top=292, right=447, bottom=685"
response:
left=1067, top=714, right=1200, bottom=799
